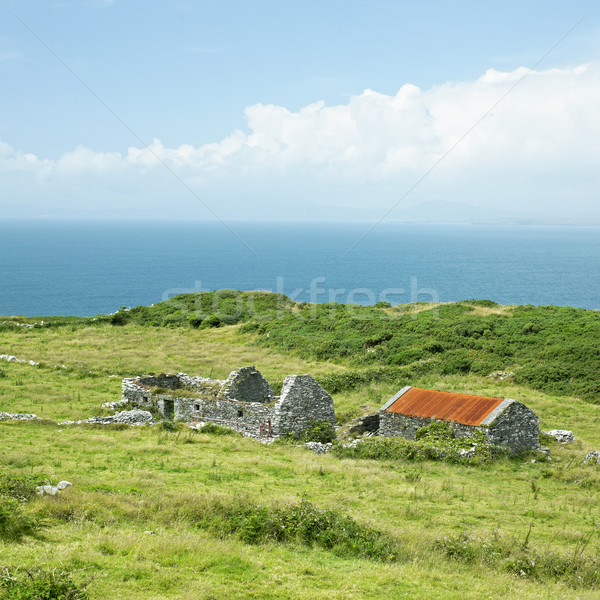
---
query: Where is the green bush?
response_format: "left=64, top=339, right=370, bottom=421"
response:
left=200, top=497, right=401, bottom=562
left=109, top=311, right=128, bottom=326
left=0, top=497, right=40, bottom=542
left=434, top=530, right=600, bottom=589
left=301, top=420, right=336, bottom=444
left=332, top=425, right=491, bottom=464
left=0, top=474, right=49, bottom=502
left=194, top=422, right=239, bottom=436
left=199, top=314, right=221, bottom=329
left=0, top=566, right=89, bottom=599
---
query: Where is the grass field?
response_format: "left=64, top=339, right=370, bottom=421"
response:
left=1, top=303, right=600, bottom=599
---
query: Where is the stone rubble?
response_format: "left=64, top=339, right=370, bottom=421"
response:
left=342, top=438, right=366, bottom=449
left=0, top=321, right=42, bottom=329
left=102, top=399, right=130, bottom=411
left=36, top=481, right=73, bottom=496
left=303, top=441, right=332, bottom=454
left=0, top=354, right=67, bottom=369
left=488, top=371, right=515, bottom=380
left=0, top=412, right=41, bottom=421
left=0, top=354, right=39, bottom=366
left=545, top=429, right=575, bottom=444
left=59, top=409, right=154, bottom=427
left=583, top=450, right=600, bottom=465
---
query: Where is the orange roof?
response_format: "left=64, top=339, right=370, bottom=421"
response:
left=384, top=387, right=505, bottom=426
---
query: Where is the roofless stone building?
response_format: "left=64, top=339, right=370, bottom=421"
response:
left=122, top=366, right=335, bottom=439
left=379, top=386, right=540, bottom=451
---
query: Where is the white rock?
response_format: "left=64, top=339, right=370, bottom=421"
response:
left=59, top=409, right=154, bottom=427
left=0, top=412, right=41, bottom=421
left=56, top=481, right=73, bottom=490
left=583, top=450, right=600, bottom=465
left=545, top=430, right=575, bottom=444
left=36, top=485, right=59, bottom=496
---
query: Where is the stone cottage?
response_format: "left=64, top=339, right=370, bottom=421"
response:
left=121, top=366, right=335, bottom=438
left=379, top=386, right=539, bottom=451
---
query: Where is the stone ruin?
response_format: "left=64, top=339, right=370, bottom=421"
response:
left=121, top=366, right=335, bottom=439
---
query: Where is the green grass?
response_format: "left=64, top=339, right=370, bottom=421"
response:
left=1, top=421, right=600, bottom=598
left=2, top=296, right=600, bottom=598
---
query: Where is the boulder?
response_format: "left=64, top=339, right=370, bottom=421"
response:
left=36, top=480, right=73, bottom=496
left=545, top=430, right=575, bottom=444
left=583, top=450, right=600, bottom=465
left=36, top=485, right=59, bottom=496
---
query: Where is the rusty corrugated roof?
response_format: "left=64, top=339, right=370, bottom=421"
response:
left=385, top=387, right=505, bottom=426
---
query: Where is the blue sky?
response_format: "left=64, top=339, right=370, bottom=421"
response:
left=1, top=0, right=600, bottom=221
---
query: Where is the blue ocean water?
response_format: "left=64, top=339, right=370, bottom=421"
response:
left=0, top=220, right=599, bottom=316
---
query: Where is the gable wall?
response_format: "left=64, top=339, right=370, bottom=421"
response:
left=486, top=401, right=539, bottom=450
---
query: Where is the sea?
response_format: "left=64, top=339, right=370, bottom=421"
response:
left=1, top=220, right=599, bottom=317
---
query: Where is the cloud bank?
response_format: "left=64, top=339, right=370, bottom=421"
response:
left=3, top=63, right=600, bottom=220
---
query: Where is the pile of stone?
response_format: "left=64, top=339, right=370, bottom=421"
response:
left=36, top=481, right=72, bottom=496
left=0, top=412, right=41, bottom=421
left=583, top=451, right=600, bottom=465
left=303, top=441, right=332, bottom=454
left=488, top=371, right=515, bottom=380
left=545, top=430, right=575, bottom=444
left=341, top=438, right=365, bottom=449
left=102, top=399, right=130, bottom=411
left=59, top=409, right=154, bottom=427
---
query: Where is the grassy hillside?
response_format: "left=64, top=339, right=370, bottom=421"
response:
left=1, top=293, right=600, bottom=599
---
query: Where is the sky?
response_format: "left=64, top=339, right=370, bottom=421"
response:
left=1, top=0, right=600, bottom=222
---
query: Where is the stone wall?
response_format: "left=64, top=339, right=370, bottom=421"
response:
left=272, top=375, right=335, bottom=436
left=379, top=412, right=477, bottom=440
left=219, top=366, right=273, bottom=403
left=486, top=400, right=539, bottom=450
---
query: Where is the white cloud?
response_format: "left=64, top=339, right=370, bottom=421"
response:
left=2, top=62, right=600, bottom=219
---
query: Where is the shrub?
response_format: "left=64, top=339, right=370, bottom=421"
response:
left=199, top=314, right=221, bottom=329
left=301, top=420, right=336, bottom=444
left=109, top=312, right=128, bottom=326
left=200, top=497, right=401, bottom=562
left=0, top=474, right=49, bottom=502
left=158, top=420, right=177, bottom=432
left=195, top=422, right=239, bottom=436
left=332, top=425, right=492, bottom=464
left=0, top=497, right=40, bottom=542
left=434, top=529, right=600, bottom=589
left=0, top=566, right=89, bottom=599
left=374, top=301, right=392, bottom=308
